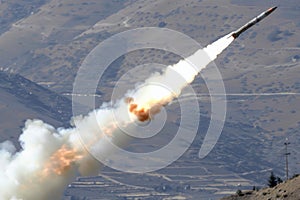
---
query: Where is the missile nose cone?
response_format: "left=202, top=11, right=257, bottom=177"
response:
left=271, top=6, right=277, bottom=11
left=267, top=6, right=277, bottom=14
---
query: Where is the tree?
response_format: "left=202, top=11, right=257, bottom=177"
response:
left=276, top=177, right=283, bottom=184
left=268, top=172, right=277, bottom=188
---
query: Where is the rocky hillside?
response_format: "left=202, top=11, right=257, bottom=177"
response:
left=221, top=175, right=300, bottom=200
left=0, top=71, right=72, bottom=145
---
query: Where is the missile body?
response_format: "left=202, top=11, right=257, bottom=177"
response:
left=231, top=6, right=277, bottom=39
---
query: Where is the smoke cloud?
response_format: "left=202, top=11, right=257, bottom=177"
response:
left=0, top=34, right=234, bottom=199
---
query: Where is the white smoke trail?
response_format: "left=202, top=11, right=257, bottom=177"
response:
left=0, top=34, right=234, bottom=200
left=127, top=33, right=234, bottom=121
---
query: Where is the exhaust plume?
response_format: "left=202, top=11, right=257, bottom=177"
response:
left=0, top=34, right=234, bottom=199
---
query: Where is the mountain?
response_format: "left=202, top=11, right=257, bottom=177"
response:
left=221, top=175, right=300, bottom=200
left=0, top=70, right=71, bottom=145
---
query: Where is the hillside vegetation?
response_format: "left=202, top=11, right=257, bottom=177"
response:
left=221, top=175, right=300, bottom=200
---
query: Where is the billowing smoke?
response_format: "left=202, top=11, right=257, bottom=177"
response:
left=0, top=34, right=234, bottom=200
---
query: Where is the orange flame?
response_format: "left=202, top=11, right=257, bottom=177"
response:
left=42, top=145, right=83, bottom=177
left=126, top=97, right=166, bottom=122
left=129, top=103, right=152, bottom=122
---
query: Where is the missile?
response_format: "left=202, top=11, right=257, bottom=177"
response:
left=231, top=6, right=277, bottom=39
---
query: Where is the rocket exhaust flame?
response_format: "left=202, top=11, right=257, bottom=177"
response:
left=126, top=96, right=170, bottom=122
left=0, top=7, right=276, bottom=199
left=129, top=101, right=164, bottom=122
left=41, top=145, right=83, bottom=177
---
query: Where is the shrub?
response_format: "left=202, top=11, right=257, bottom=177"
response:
left=236, top=189, right=243, bottom=196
